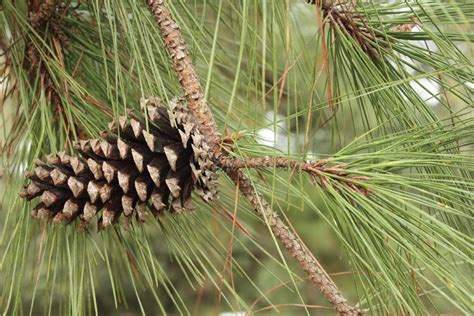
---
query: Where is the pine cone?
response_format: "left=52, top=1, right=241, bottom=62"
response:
left=20, top=97, right=218, bottom=229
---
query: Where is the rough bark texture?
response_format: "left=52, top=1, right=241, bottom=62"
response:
left=224, top=167, right=361, bottom=315
left=218, top=156, right=370, bottom=196
left=25, top=0, right=62, bottom=108
left=218, top=155, right=326, bottom=169
left=146, top=0, right=221, bottom=154
left=29, top=0, right=57, bottom=28
left=25, top=0, right=75, bottom=131
left=146, top=0, right=361, bottom=314
left=312, top=0, right=383, bottom=59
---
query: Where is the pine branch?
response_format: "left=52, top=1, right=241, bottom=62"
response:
left=223, top=167, right=361, bottom=315
left=25, top=0, right=60, bottom=106
left=145, top=0, right=361, bottom=314
left=310, top=0, right=386, bottom=59
left=28, top=0, right=57, bottom=29
left=24, top=0, right=73, bottom=130
left=218, top=156, right=370, bottom=196
left=145, top=0, right=221, bottom=154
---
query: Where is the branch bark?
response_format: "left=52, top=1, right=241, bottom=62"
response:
left=145, top=0, right=221, bottom=153
left=223, top=167, right=361, bottom=315
left=218, top=156, right=370, bottom=197
left=146, top=0, right=361, bottom=314
left=25, top=0, right=78, bottom=136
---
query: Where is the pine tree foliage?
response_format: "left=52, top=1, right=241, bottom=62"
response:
left=0, top=0, right=472, bottom=314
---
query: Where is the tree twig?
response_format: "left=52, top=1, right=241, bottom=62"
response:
left=25, top=0, right=77, bottom=135
left=145, top=0, right=221, bottom=154
left=218, top=156, right=370, bottom=197
left=223, top=167, right=361, bottom=315
left=146, top=0, right=361, bottom=314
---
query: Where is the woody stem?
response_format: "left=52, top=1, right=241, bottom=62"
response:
left=146, top=0, right=360, bottom=314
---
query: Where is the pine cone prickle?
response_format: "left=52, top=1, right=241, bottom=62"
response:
left=20, top=97, right=218, bottom=229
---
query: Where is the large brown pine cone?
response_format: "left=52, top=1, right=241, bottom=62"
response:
left=20, top=97, right=218, bottom=229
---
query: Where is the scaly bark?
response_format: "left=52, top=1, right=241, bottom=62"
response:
left=145, top=0, right=221, bottom=154
left=224, top=167, right=361, bottom=315
left=218, top=155, right=370, bottom=197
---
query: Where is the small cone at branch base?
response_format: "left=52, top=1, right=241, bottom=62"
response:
left=21, top=97, right=218, bottom=229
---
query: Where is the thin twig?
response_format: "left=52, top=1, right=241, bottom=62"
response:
left=146, top=0, right=361, bottom=314
left=218, top=156, right=370, bottom=196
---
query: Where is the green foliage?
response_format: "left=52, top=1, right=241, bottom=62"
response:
left=1, top=0, right=472, bottom=314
